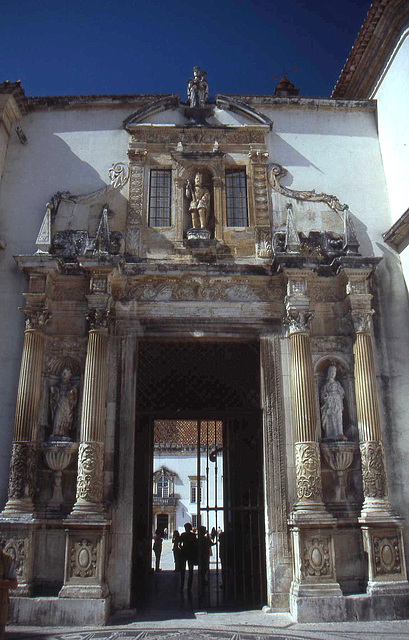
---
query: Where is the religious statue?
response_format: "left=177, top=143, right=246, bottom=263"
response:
left=185, top=172, right=211, bottom=229
left=49, top=367, right=78, bottom=439
left=320, top=365, right=346, bottom=440
left=187, top=66, right=209, bottom=108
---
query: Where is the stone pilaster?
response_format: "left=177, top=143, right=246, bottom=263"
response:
left=285, top=271, right=341, bottom=599
left=344, top=268, right=409, bottom=594
left=2, top=308, right=50, bottom=517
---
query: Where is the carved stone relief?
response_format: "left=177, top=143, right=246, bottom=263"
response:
left=373, top=535, right=402, bottom=576
left=295, top=442, right=322, bottom=501
left=302, top=535, right=332, bottom=577
left=22, top=308, right=51, bottom=331
left=284, top=310, right=314, bottom=335
left=8, top=443, right=36, bottom=501
left=255, top=228, right=272, bottom=258
left=131, top=129, right=265, bottom=145
left=0, top=537, right=29, bottom=582
left=360, top=441, right=388, bottom=499
left=70, top=538, right=98, bottom=579
left=86, top=309, right=111, bottom=332
left=76, top=442, right=104, bottom=503
left=249, top=150, right=270, bottom=227
left=111, top=276, right=285, bottom=304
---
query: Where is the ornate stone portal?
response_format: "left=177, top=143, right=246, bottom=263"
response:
left=1, top=91, right=408, bottom=626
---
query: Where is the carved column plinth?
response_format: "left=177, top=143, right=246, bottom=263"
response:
left=285, top=273, right=341, bottom=599
left=70, top=309, right=108, bottom=520
left=0, top=525, right=36, bottom=596
left=59, top=525, right=109, bottom=599
left=2, top=311, right=49, bottom=518
left=344, top=268, right=409, bottom=594
left=290, top=527, right=341, bottom=597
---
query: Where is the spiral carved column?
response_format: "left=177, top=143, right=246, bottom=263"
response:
left=345, top=269, right=409, bottom=594
left=285, top=273, right=341, bottom=602
left=2, top=309, right=50, bottom=517
left=69, top=309, right=108, bottom=520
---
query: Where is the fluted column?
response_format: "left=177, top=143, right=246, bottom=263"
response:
left=69, top=308, right=109, bottom=520
left=344, top=268, right=409, bottom=594
left=2, top=309, right=50, bottom=516
left=285, top=272, right=341, bottom=601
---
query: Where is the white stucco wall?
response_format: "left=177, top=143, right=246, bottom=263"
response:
left=372, top=29, right=409, bottom=225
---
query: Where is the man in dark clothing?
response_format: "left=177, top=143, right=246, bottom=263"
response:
left=179, top=522, right=197, bottom=591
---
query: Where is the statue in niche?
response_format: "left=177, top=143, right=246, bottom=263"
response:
left=320, top=365, right=346, bottom=441
left=187, top=66, right=209, bottom=108
left=185, top=172, right=211, bottom=229
left=49, top=367, right=78, bottom=440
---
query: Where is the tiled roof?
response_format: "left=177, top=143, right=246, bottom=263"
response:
left=154, top=420, right=223, bottom=447
left=332, top=0, right=408, bottom=99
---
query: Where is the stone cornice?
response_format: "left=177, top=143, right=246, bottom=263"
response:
left=332, top=0, right=409, bottom=99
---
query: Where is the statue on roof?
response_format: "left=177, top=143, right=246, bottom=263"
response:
left=187, top=66, right=209, bottom=108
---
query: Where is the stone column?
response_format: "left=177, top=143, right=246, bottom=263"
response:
left=69, top=307, right=109, bottom=520
left=285, top=272, right=341, bottom=602
left=2, top=308, right=50, bottom=517
left=345, top=268, right=409, bottom=594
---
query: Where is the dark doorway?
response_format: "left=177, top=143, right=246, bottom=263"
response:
left=156, top=514, right=169, bottom=536
left=131, top=341, right=266, bottom=613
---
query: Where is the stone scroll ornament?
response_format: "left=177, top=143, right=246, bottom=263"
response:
left=268, top=163, right=349, bottom=213
left=76, top=442, right=104, bottom=503
left=295, top=442, right=322, bottom=501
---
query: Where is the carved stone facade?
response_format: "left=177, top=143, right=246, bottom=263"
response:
left=0, top=82, right=409, bottom=627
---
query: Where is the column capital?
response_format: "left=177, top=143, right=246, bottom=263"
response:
left=351, top=309, right=374, bottom=333
left=284, top=309, right=314, bottom=335
left=20, top=307, right=51, bottom=332
left=86, top=308, right=112, bottom=332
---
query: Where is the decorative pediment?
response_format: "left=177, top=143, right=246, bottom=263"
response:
left=124, top=95, right=272, bottom=132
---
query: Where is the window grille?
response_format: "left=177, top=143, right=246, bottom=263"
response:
left=192, top=514, right=198, bottom=529
left=149, top=169, right=171, bottom=226
left=190, top=481, right=202, bottom=504
left=157, top=475, right=169, bottom=498
left=225, top=168, right=248, bottom=227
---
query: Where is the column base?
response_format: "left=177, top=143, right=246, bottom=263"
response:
left=0, top=498, right=35, bottom=520
left=67, top=499, right=106, bottom=522
left=359, top=497, right=400, bottom=524
left=59, top=584, right=108, bottom=599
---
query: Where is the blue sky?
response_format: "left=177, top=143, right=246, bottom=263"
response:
left=1, top=0, right=371, bottom=98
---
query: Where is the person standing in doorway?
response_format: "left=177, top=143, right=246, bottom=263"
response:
left=179, top=523, right=198, bottom=591
left=0, top=546, right=17, bottom=640
left=152, top=529, right=163, bottom=572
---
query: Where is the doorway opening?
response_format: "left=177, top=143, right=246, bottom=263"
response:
left=131, top=341, right=266, bottom=612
